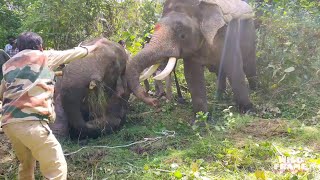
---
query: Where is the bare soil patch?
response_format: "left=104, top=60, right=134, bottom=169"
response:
left=229, top=119, right=289, bottom=147
left=0, top=133, right=15, bottom=175
left=239, top=119, right=289, bottom=138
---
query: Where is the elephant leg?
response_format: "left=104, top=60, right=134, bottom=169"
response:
left=62, top=89, right=100, bottom=139
left=165, top=73, right=173, bottom=101
left=173, top=69, right=185, bottom=104
left=243, top=60, right=258, bottom=91
left=85, top=117, right=116, bottom=135
left=221, top=19, right=252, bottom=112
left=154, top=70, right=165, bottom=97
left=154, top=80, right=165, bottom=97
left=183, top=59, right=208, bottom=114
left=144, top=80, right=150, bottom=93
left=241, top=19, right=258, bottom=91
left=62, top=92, right=88, bottom=138
left=216, top=70, right=227, bottom=99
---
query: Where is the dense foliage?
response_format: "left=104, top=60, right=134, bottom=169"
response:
left=253, top=0, right=320, bottom=120
left=0, top=0, right=163, bottom=51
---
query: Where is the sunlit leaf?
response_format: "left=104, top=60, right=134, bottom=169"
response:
left=271, top=84, right=278, bottom=89
left=173, top=170, right=183, bottom=179
left=308, top=159, right=320, bottom=164
left=254, top=170, right=266, bottom=180
left=191, top=162, right=199, bottom=173
left=143, top=165, right=149, bottom=171
left=214, top=126, right=221, bottom=131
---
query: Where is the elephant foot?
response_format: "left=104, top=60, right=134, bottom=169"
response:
left=176, top=97, right=186, bottom=104
left=86, top=119, right=117, bottom=134
left=156, top=91, right=166, bottom=98
left=238, top=103, right=254, bottom=114
left=78, top=138, right=90, bottom=146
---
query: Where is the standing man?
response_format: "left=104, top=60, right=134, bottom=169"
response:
left=0, top=49, right=10, bottom=132
left=4, top=37, right=15, bottom=55
left=0, top=32, right=101, bottom=180
left=5, top=37, right=19, bottom=57
left=0, top=49, right=10, bottom=78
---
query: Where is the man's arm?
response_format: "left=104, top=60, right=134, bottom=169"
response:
left=45, top=45, right=98, bottom=70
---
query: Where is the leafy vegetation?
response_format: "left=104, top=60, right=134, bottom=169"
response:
left=0, top=0, right=320, bottom=179
left=0, top=0, right=162, bottom=51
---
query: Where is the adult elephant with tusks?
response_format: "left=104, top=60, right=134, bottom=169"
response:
left=51, top=38, right=130, bottom=139
left=126, top=0, right=258, bottom=119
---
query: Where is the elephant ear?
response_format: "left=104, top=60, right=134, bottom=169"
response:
left=199, top=0, right=254, bottom=46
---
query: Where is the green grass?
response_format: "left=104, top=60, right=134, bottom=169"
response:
left=3, top=94, right=320, bottom=180
left=60, top=100, right=320, bottom=180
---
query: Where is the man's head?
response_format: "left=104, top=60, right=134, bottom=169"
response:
left=8, top=37, right=15, bottom=45
left=16, top=32, right=43, bottom=51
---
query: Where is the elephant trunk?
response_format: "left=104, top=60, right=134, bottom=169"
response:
left=126, top=25, right=179, bottom=106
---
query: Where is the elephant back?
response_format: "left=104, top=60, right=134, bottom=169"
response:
left=61, top=38, right=128, bottom=91
left=200, top=0, right=254, bottom=21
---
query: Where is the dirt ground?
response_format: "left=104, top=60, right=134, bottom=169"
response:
left=0, top=132, right=15, bottom=176
left=229, top=119, right=290, bottom=147
left=238, top=119, right=289, bottom=138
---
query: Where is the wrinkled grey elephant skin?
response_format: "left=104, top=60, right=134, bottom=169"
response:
left=126, top=0, right=258, bottom=114
left=51, top=38, right=129, bottom=139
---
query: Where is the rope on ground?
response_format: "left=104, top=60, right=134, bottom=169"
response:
left=126, top=162, right=185, bottom=175
left=64, top=130, right=175, bottom=156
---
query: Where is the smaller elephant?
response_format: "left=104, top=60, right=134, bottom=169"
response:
left=142, top=61, right=185, bottom=103
left=50, top=38, right=130, bottom=139
left=140, top=36, right=185, bottom=103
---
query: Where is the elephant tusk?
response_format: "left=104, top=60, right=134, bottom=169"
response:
left=139, top=64, right=161, bottom=82
left=153, top=57, right=177, bottom=81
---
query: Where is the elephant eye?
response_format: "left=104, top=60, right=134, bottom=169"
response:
left=179, top=34, right=186, bottom=40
